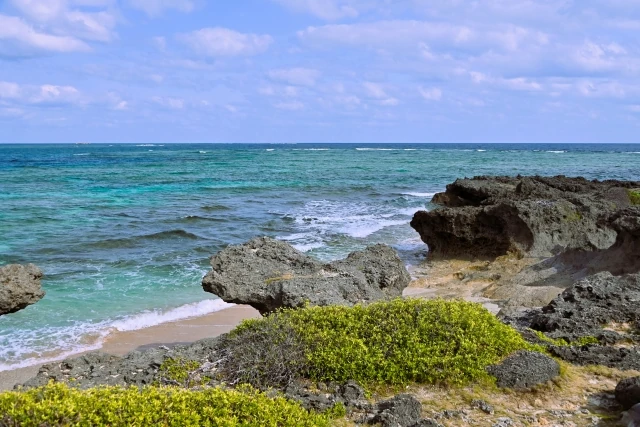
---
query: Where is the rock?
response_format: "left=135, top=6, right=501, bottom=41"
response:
left=616, top=377, right=640, bottom=410
left=471, top=399, right=494, bottom=414
left=202, top=237, right=411, bottom=314
left=21, top=337, right=222, bottom=389
left=412, top=419, right=443, bottom=427
left=492, top=417, right=514, bottom=427
left=530, top=272, right=640, bottom=341
left=549, top=345, right=640, bottom=370
left=0, top=264, right=45, bottom=316
left=410, top=176, right=639, bottom=258
left=371, top=394, right=422, bottom=427
left=622, top=403, right=640, bottom=427
left=487, top=351, right=560, bottom=389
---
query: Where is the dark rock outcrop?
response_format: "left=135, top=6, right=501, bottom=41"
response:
left=616, top=377, right=640, bottom=410
left=530, top=272, right=640, bottom=341
left=202, top=237, right=411, bottom=314
left=411, top=176, right=639, bottom=258
left=370, top=394, right=423, bottom=427
left=503, top=272, right=640, bottom=369
left=487, top=351, right=560, bottom=389
left=21, top=337, right=222, bottom=389
left=0, top=264, right=45, bottom=316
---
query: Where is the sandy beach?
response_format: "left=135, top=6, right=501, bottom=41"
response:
left=0, top=304, right=260, bottom=391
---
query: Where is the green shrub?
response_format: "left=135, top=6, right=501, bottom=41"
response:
left=0, top=382, right=331, bottom=427
left=628, top=189, right=640, bottom=205
left=224, top=299, right=536, bottom=387
left=156, top=358, right=205, bottom=388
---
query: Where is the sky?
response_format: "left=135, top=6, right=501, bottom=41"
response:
left=0, top=0, right=639, bottom=143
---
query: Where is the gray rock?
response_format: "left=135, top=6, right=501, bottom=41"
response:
left=492, top=417, right=514, bottom=427
left=20, top=337, right=222, bottom=389
left=616, top=377, right=640, bottom=410
left=410, top=176, right=639, bottom=258
left=0, top=264, right=45, bottom=316
left=202, top=237, right=411, bottom=314
left=548, top=344, right=640, bottom=370
left=530, top=272, right=640, bottom=341
left=371, top=394, right=422, bottom=427
left=487, top=351, right=560, bottom=390
left=622, top=403, right=640, bottom=427
left=471, top=399, right=494, bottom=414
left=412, top=419, right=443, bottom=427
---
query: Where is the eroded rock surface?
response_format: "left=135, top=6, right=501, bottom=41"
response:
left=202, top=237, right=411, bottom=314
left=0, top=264, right=45, bottom=316
left=487, top=351, right=560, bottom=390
left=616, top=377, right=640, bottom=410
left=411, top=176, right=639, bottom=258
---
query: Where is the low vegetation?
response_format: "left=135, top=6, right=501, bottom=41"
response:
left=0, top=382, right=332, bottom=427
left=219, top=298, right=538, bottom=388
left=628, top=189, right=640, bottom=205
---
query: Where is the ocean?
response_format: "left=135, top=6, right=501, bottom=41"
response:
left=1, top=143, right=639, bottom=371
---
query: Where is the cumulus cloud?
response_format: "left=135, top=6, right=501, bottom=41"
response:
left=127, top=0, right=194, bottom=16
left=9, top=0, right=118, bottom=42
left=0, top=15, right=90, bottom=56
left=178, top=28, right=273, bottom=56
left=0, top=80, right=84, bottom=105
left=268, top=68, right=320, bottom=86
left=419, top=86, right=442, bottom=101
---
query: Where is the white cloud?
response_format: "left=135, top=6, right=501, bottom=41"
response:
left=128, top=0, right=194, bottom=16
left=152, top=96, right=185, bottom=109
left=178, top=28, right=273, bottom=56
left=274, top=101, right=304, bottom=110
left=0, top=81, right=84, bottom=106
left=32, top=85, right=82, bottom=104
left=0, top=14, right=90, bottom=55
left=268, top=68, right=320, bottom=86
left=9, top=0, right=117, bottom=42
left=272, top=0, right=360, bottom=20
left=0, top=82, right=21, bottom=99
left=419, top=86, right=442, bottom=101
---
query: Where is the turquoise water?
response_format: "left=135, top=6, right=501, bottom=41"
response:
left=1, top=143, right=639, bottom=369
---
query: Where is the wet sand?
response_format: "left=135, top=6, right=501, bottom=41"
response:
left=0, top=304, right=260, bottom=391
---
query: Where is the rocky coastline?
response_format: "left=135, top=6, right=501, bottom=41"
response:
left=3, top=175, right=640, bottom=426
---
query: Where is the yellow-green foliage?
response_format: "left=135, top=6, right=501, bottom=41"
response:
left=157, top=357, right=204, bottom=387
left=232, top=298, right=536, bottom=386
left=532, top=330, right=599, bottom=347
left=0, top=383, right=331, bottom=427
left=628, top=189, right=640, bottom=205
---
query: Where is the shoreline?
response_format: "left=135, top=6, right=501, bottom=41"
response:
left=0, top=304, right=261, bottom=391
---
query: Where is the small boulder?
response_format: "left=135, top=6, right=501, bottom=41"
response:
left=621, top=403, right=640, bottom=427
left=487, top=351, right=560, bottom=390
left=371, top=394, right=422, bottom=427
left=616, top=377, right=640, bottom=410
left=0, top=264, right=45, bottom=316
left=202, top=237, right=411, bottom=314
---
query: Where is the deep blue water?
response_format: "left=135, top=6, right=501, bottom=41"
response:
left=1, top=143, right=639, bottom=369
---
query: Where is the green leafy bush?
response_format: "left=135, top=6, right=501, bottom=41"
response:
left=0, top=382, right=331, bottom=427
left=223, top=298, right=536, bottom=387
left=628, top=189, right=640, bottom=205
left=156, top=357, right=205, bottom=388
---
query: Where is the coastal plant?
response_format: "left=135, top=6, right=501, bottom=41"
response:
left=628, top=189, right=640, bottom=205
left=222, top=298, right=538, bottom=388
left=0, top=382, right=332, bottom=427
left=156, top=357, right=205, bottom=388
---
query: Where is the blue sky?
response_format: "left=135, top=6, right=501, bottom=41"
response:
left=0, top=0, right=639, bottom=143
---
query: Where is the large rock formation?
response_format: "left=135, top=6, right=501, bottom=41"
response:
left=411, top=176, right=639, bottom=258
left=0, top=264, right=45, bottom=316
left=503, top=272, right=640, bottom=370
left=202, top=237, right=411, bottom=314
